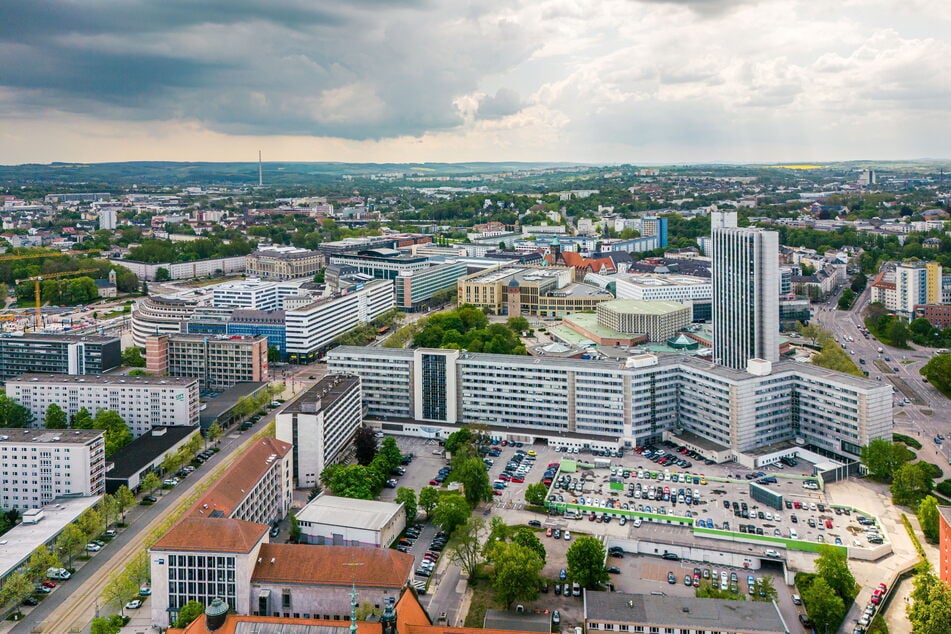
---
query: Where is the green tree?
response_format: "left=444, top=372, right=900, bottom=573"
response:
left=141, top=471, right=161, bottom=496
left=207, top=422, right=223, bottom=446
left=155, top=267, right=171, bottom=282
left=837, top=288, right=856, bottom=310
left=121, top=347, right=146, bottom=367
left=814, top=544, right=857, bottom=602
left=490, top=542, right=543, bottom=607
left=887, top=319, right=910, bottom=347
left=525, top=483, right=548, bottom=506
left=320, top=464, right=377, bottom=500
left=802, top=577, right=846, bottom=633
left=797, top=323, right=822, bottom=346
left=127, top=551, right=151, bottom=589
left=919, top=495, right=941, bottom=543
left=431, top=492, right=471, bottom=533
left=26, top=545, right=60, bottom=582
left=44, top=403, right=68, bottom=429
left=267, top=345, right=281, bottom=362
left=78, top=507, right=104, bottom=541
left=448, top=516, right=486, bottom=578
left=353, top=426, right=378, bottom=465
left=909, top=568, right=951, bottom=634
left=73, top=406, right=93, bottom=429
left=922, top=354, right=951, bottom=397
left=90, top=615, right=122, bottom=634
left=752, top=576, right=777, bottom=602
left=0, top=571, right=35, bottom=615
left=507, top=316, right=530, bottom=333
left=114, top=485, right=135, bottom=523
left=566, top=536, right=609, bottom=589
left=892, top=461, right=935, bottom=506
left=419, top=487, right=440, bottom=516
left=0, top=395, right=34, bottom=427
left=377, top=437, right=403, bottom=472
left=443, top=428, right=474, bottom=456
left=93, top=409, right=133, bottom=457
left=174, top=600, right=206, bottom=628
left=57, top=523, right=86, bottom=568
left=452, top=456, right=493, bottom=506
left=102, top=569, right=139, bottom=615
left=861, top=438, right=913, bottom=482
left=395, top=487, right=418, bottom=524
left=511, top=527, right=546, bottom=563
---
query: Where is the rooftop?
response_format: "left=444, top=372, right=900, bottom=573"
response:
left=7, top=373, right=198, bottom=388
left=152, top=517, right=268, bottom=553
left=599, top=299, right=691, bottom=316
left=251, top=543, right=413, bottom=588
left=189, top=437, right=291, bottom=518
left=556, top=283, right=613, bottom=299
left=297, top=494, right=403, bottom=530
left=199, top=382, right=270, bottom=426
left=106, top=426, right=199, bottom=479
left=562, top=313, right=642, bottom=341
left=464, top=265, right=571, bottom=287
left=0, top=333, right=118, bottom=344
left=0, top=428, right=103, bottom=445
left=585, top=591, right=785, bottom=633
left=616, top=273, right=711, bottom=287
left=283, top=375, right=360, bottom=415
left=251, top=245, right=321, bottom=259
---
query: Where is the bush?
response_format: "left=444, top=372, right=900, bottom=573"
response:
left=922, top=462, right=944, bottom=480
left=936, top=479, right=951, bottom=498
left=894, top=433, right=923, bottom=450
left=901, top=513, right=926, bottom=559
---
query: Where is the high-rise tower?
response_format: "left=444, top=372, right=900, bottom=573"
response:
left=711, top=211, right=779, bottom=371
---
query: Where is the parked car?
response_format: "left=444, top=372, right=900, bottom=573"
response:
left=85, top=543, right=101, bottom=552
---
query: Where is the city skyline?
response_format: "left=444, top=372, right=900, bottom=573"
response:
left=2, top=0, right=950, bottom=165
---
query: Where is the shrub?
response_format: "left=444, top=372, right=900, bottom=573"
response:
left=901, top=513, right=926, bottom=559
left=893, top=433, right=922, bottom=450
left=922, top=462, right=944, bottom=479
left=936, top=479, right=951, bottom=498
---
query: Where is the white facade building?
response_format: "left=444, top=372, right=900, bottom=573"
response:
left=284, top=279, right=394, bottom=362
left=711, top=211, right=779, bottom=370
left=275, top=375, right=362, bottom=488
left=327, top=346, right=892, bottom=465
left=296, top=495, right=406, bottom=548
left=6, top=374, right=200, bottom=437
left=98, top=207, right=117, bottom=230
left=614, top=274, right=712, bottom=303
left=211, top=278, right=308, bottom=311
left=110, top=256, right=247, bottom=281
left=0, top=429, right=106, bottom=510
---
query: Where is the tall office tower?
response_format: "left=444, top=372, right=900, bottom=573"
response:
left=711, top=211, right=779, bottom=370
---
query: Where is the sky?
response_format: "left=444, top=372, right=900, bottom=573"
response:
left=1, top=0, right=950, bottom=165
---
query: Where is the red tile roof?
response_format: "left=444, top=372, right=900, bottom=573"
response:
left=189, top=437, right=291, bottom=518
left=176, top=614, right=383, bottom=634
left=251, top=544, right=413, bottom=588
left=151, top=517, right=268, bottom=553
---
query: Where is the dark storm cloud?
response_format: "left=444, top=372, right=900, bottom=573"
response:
left=475, top=88, right=524, bottom=120
left=0, top=0, right=529, bottom=139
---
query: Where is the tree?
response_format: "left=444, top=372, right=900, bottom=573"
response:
left=919, top=495, right=940, bottom=543
left=0, top=571, right=35, bottom=615
left=419, top=487, right=440, bottom=516
left=102, top=569, right=139, bottom=615
left=909, top=568, right=951, bottom=634
left=26, top=545, right=60, bottom=582
left=922, top=353, right=951, bottom=397
left=802, top=577, right=845, bottom=634
left=57, top=523, right=86, bottom=568
left=887, top=319, right=910, bottom=348
left=174, top=600, right=206, bottom=628
left=892, top=461, right=935, bottom=506
left=207, top=422, right=223, bottom=446
left=94, top=409, right=133, bottom=457
left=525, top=483, right=548, bottom=506
left=141, top=472, right=161, bottom=496
left=444, top=428, right=474, bottom=457
left=395, top=487, right=418, bottom=524
left=121, top=347, right=146, bottom=367
left=752, top=576, right=777, bottom=602
left=566, top=536, right=609, bottom=589
left=511, top=527, right=546, bottom=563
left=320, top=464, right=378, bottom=499
left=73, top=406, right=93, bottom=429
left=155, top=267, right=171, bottom=282
left=115, top=485, right=135, bottom=523
left=90, top=615, right=123, bottom=634
left=798, top=323, right=822, bottom=346
left=491, top=542, right=543, bottom=607
left=378, top=437, right=402, bottom=470
left=837, top=288, right=856, bottom=310
left=127, top=551, right=151, bottom=589
left=353, top=426, right=378, bottom=465
left=448, top=516, right=486, bottom=578
left=861, top=438, right=912, bottom=482
left=452, top=456, right=493, bottom=506
left=45, top=403, right=68, bottom=429
left=507, top=316, right=530, bottom=333
left=431, top=492, right=471, bottom=533
left=0, top=395, right=33, bottom=427
left=267, top=345, right=281, bottom=362
left=289, top=509, right=302, bottom=543
left=78, top=507, right=104, bottom=541
left=814, top=544, right=857, bottom=602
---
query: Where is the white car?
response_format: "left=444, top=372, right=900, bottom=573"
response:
left=632, top=518, right=642, bottom=528
left=125, top=599, right=143, bottom=610
left=564, top=531, right=571, bottom=541
left=85, top=543, right=101, bottom=552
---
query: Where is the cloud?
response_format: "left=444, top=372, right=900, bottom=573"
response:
left=475, top=88, right=525, bottom=119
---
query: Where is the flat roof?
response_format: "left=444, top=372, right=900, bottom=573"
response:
left=283, top=375, right=360, bottom=415
left=557, top=283, right=613, bottom=299
left=483, top=610, right=551, bottom=633
left=0, top=428, right=103, bottom=446
left=0, top=333, right=118, bottom=344
left=563, top=313, right=641, bottom=340
left=599, top=299, right=691, bottom=316
left=8, top=373, right=198, bottom=388
left=106, top=426, right=199, bottom=479
left=200, top=382, right=270, bottom=423
left=585, top=591, right=786, bottom=633
left=616, top=273, right=710, bottom=287
left=298, top=494, right=403, bottom=530
left=0, top=496, right=101, bottom=581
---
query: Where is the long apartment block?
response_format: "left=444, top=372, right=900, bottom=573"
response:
left=327, top=347, right=893, bottom=465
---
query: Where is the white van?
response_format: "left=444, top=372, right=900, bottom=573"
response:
left=789, top=528, right=798, bottom=539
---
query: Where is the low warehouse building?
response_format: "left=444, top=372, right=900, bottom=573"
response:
left=296, top=495, right=405, bottom=548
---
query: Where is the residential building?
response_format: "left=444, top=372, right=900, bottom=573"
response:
left=914, top=304, right=951, bottom=328
left=296, top=495, right=406, bottom=548
left=5, top=374, right=200, bottom=437
left=276, top=375, right=363, bottom=488
left=98, top=207, right=117, bottom=230
left=870, top=270, right=898, bottom=309
left=457, top=265, right=613, bottom=317
left=145, top=334, right=269, bottom=391
left=0, top=429, right=106, bottom=509
left=711, top=211, right=779, bottom=370
left=939, top=506, right=951, bottom=586
left=584, top=591, right=786, bottom=634
left=110, top=256, right=247, bottom=281
left=639, top=216, right=668, bottom=247
left=896, top=261, right=942, bottom=320
left=105, top=426, right=201, bottom=493
left=284, top=279, right=394, bottom=363
left=327, top=346, right=892, bottom=465
left=394, top=261, right=467, bottom=311
left=0, top=334, right=121, bottom=382
left=246, top=246, right=324, bottom=281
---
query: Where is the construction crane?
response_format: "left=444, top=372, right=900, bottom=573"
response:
left=17, top=268, right=99, bottom=331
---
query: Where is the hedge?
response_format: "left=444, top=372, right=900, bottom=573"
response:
left=901, top=513, right=926, bottom=559
left=937, top=479, right=951, bottom=498
left=893, top=433, right=923, bottom=450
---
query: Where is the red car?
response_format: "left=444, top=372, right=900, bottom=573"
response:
left=429, top=479, right=439, bottom=486
left=41, top=580, right=57, bottom=589
left=493, top=490, right=503, bottom=496
left=512, top=477, right=525, bottom=483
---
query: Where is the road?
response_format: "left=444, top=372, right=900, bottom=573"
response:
left=811, top=287, right=949, bottom=466
left=12, top=380, right=314, bottom=634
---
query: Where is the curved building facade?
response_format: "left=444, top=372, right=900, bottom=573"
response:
left=131, top=296, right=202, bottom=346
